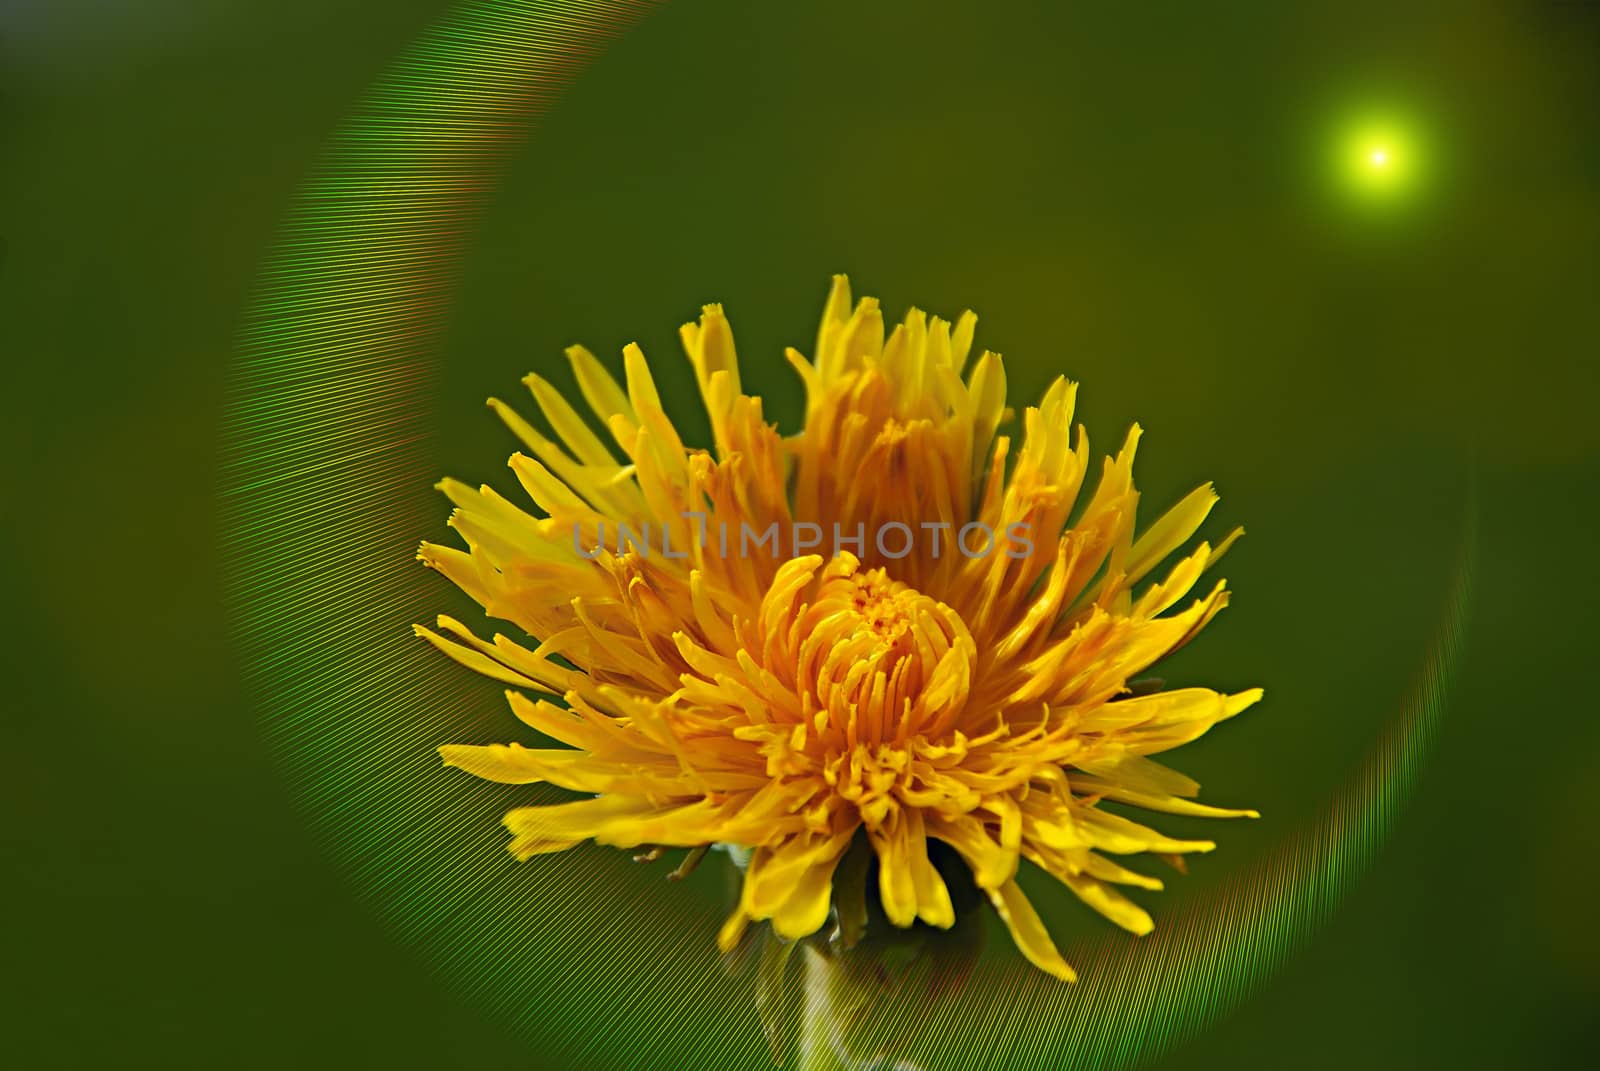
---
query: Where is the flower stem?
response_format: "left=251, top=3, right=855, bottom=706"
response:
left=797, top=945, right=854, bottom=1071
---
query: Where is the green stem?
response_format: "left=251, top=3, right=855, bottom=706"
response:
left=797, top=945, right=853, bottom=1071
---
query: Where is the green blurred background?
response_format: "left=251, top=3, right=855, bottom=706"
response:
left=5, top=0, right=1599, bottom=1066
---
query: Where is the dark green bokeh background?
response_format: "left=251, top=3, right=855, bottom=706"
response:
left=5, top=0, right=1598, bottom=1067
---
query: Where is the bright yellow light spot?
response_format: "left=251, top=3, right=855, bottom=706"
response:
left=1332, top=115, right=1424, bottom=205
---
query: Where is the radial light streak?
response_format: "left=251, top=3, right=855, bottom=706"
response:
left=222, top=4, right=1473, bottom=1068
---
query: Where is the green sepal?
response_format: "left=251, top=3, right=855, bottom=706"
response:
left=756, top=932, right=802, bottom=1066
left=830, top=829, right=874, bottom=950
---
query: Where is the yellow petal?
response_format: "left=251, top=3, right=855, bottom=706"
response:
left=927, top=814, right=1017, bottom=890
left=680, top=302, right=742, bottom=401
left=524, top=372, right=617, bottom=468
left=874, top=826, right=917, bottom=928
left=986, top=879, right=1077, bottom=983
left=1124, top=482, right=1218, bottom=587
left=565, top=344, right=635, bottom=429
left=949, top=309, right=977, bottom=376
left=502, top=795, right=656, bottom=859
left=439, top=742, right=688, bottom=795
left=1069, top=777, right=1261, bottom=819
left=413, top=623, right=543, bottom=691
left=1062, top=871, right=1154, bottom=935
left=717, top=907, right=750, bottom=952
left=769, top=852, right=846, bottom=940
left=1075, top=753, right=1201, bottom=799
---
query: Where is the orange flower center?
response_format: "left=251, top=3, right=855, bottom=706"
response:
left=800, top=562, right=972, bottom=744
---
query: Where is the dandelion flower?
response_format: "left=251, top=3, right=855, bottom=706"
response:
left=418, top=276, right=1261, bottom=983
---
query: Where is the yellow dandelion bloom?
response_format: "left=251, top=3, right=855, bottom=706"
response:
left=418, top=276, right=1261, bottom=983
